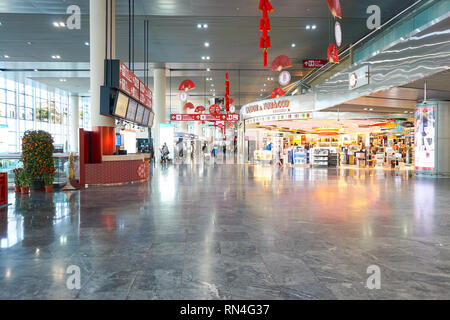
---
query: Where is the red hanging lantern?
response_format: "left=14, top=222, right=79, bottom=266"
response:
left=258, top=0, right=273, bottom=67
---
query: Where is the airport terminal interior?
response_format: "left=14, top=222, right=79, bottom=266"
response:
left=0, top=0, right=450, bottom=300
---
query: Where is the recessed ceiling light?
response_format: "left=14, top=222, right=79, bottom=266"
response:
left=34, top=69, right=38, bottom=72
left=84, top=41, right=90, bottom=46
left=206, top=68, right=211, bottom=72
left=59, top=22, right=65, bottom=27
left=369, top=108, right=374, bottom=111
left=291, top=43, right=296, bottom=47
left=197, top=24, right=202, bottom=29
left=3, top=55, right=9, bottom=59
left=211, top=84, right=214, bottom=87
left=27, top=41, right=32, bottom=45
left=203, top=24, right=208, bottom=29
left=204, top=42, right=210, bottom=47
left=264, top=84, right=266, bottom=86
left=53, top=22, right=60, bottom=27
left=312, top=25, right=317, bottom=30
left=206, top=56, right=210, bottom=60
left=201, top=56, right=205, bottom=60
left=306, top=25, right=311, bottom=30
left=59, top=79, right=66, bottom=82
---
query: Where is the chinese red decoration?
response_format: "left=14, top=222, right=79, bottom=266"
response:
left=270, top=55, right=292, bottom=72
left=327, top=44, right=339, bottom=63
left=259, top=0, right=274, bottom=67
left=183, top=102, right=195, bottom=110
left=225, top=73, right=230, bottom=113
left=209, top=104, right=221, bottom=115
left=195, top=106, right=205, bottom=113
left=179, top=79, right=195, bottom=91
left=270, top=88, right=285, bottom=99
left=326, top=0, right=342, bottom=64
left=326, top=0, right=342, bottom=19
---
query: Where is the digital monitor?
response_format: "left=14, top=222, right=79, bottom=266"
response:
left=142, top=108, right=150, bottom=127
left=148, top=112, right=155, bottom=128
left=115, top=134, right=122, bottom=147
left=126, top=99, right=138, bottom=121
left=135, top=104, right=145, bottom=124
left=114, top=92, right=129, bottom=118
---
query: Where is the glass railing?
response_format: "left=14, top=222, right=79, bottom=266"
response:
left=301, top=0, right=447, bottom=88
left=0, top=153, right=76, bottom=188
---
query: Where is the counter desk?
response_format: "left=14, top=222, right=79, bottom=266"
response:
left=84, top=153, right=150, bottom=186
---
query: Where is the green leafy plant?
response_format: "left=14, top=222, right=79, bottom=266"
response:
left=21, top=130, right=54, bottom=180
left=19, top=170, right=31, bottom=188
left=13, top=168, right=23, bottom=186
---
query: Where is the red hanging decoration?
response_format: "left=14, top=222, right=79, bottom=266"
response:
left=258, top=0, right=273, bottom=67
left=225, top=73, right=231, bottom=113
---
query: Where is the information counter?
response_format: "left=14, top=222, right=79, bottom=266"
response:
left=84, top=153, right=150, bottom=186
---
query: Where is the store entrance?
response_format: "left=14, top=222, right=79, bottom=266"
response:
left=244, top=118, right=416, bottom=171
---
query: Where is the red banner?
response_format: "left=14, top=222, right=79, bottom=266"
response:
left=303, top=59, right=327, bottom=68
left=170, top=114, right=240, bottom=122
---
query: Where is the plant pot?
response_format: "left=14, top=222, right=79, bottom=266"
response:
left=21, top=187, right=30, bottom=194
left=15, top=185, right=21, bottom=193
left=30, top=178, right=45, bottom=192
left=45, top=185, right=53, bottom=193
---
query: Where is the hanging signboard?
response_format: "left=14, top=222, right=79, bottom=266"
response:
left=106, top=59, right=153, bottom=110
left=349, top=65, right=370, bottom=90
left=415, top=105, right=436, bottom=171
left=303, top=59, right=327, bottom=68
left=170, top=114, right=239, bottom=122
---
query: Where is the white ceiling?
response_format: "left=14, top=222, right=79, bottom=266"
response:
left=0, top=0, right=421, bottom=107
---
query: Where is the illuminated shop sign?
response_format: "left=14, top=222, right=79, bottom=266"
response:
left=245, top=112, right=311, bottom=124
left=245, top=100, right=290, bottom=114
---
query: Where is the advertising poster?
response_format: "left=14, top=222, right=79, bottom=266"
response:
left=415, top=105, right=436, bottom=171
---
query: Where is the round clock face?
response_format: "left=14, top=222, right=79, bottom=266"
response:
left=179, top=91, right=189, bottom=102
left=335, top=21, right=342, bottom=47
left=349, top=72, right=358, bottom=88
left=279, top=71, right=291, bottom=86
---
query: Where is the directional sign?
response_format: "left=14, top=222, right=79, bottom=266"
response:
left=171, top=114, right=240, bottom=122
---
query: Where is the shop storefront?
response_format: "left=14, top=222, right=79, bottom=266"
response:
left=239, top=95, right=416, bottom=170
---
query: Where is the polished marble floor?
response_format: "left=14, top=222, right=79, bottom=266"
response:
left=1, top=164, right=450, bottom=300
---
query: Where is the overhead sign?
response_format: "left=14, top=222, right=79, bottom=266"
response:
left=171, top=114, right=239, bottom=122
left=349, top=65, right=370, bottom=90
left=303, top=59, right=327, bottom=68
left=415, top=105, right=436, bottom=171
left=105, top=60, right=153, bottom=110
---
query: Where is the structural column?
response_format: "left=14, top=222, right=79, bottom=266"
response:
left=153, top=68, right=167, bottom=161
left=90, top=0, right=115, bottom=155
left=70, top=95, right=80, bottom=152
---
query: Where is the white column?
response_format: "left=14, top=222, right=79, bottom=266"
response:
left=70, top=95, right=80, bottom=152
left=90, top=0, right=115, bottom=128
left=153, top=68, right=167, bottom=161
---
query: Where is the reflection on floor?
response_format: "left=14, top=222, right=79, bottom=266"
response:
left=1, top=164, right=449, bottom=300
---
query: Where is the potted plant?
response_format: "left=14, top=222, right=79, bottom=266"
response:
left=21, top=130, right=55, bottom=192
left=41, top=166, right=56, bottom=193
left=19, top=170, right=31, bottom=194
left=13, top=168, right=23, bottom=193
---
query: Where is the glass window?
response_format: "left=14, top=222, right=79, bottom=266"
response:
left=0, top=89, right=5, bottom=103
left=0, top=103, right=6, bottom=117
left=7, top=105, right=17, bottom=119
